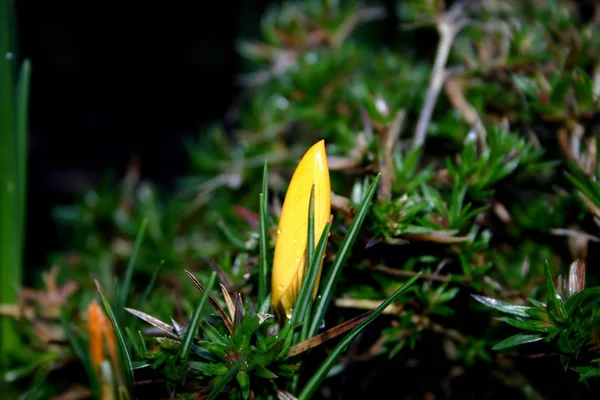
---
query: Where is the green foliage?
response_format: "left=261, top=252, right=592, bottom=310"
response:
left=6, top=0, right=600, bottom=398
left=474, top=262, right=600, bottom=380
left=127, top=171, right=417, bottom=398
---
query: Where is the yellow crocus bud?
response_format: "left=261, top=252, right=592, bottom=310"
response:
left=271, top=140, right=331, bottom=320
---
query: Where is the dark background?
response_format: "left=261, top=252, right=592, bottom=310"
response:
left=16, top=1, right=272, bottom=268
left=15, top=0, right=407, bottom=271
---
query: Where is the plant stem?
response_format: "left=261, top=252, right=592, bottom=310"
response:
left=412, top=1, right=467, bottom=149
left=0, top=0, right=24, bottom=369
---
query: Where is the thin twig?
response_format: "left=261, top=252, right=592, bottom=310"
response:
left=444, top=77, right=487, bottom=150
left=412, top=1, right=469, bottom=148
left=378, top=110, right=406, bottom=200
left=369, top=264, right=454, bottom=283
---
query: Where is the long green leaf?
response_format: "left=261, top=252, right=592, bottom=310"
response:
left=471, top=294, right=532, bottom=318
left=136, top=260, right=165, bottom=311
left=299, top=223, right=331, bottom=342
left=258, top=160, right=269, bottom=307
left=0, top=0, right=23, bottom=368
left=117, top=218, right=148, bottom=317
left=291, top=219, right=330, bottom=334
left=179, top=271, right=217, bottom=361
left=492, top=333, right=544, bottom=350
left=306, top=185, right=316, bottom=282
left=307, top=174, right=381, bottom=338
left=15, top=59, right=30, bottom=247
left=299, top=273, right=420, bottom=399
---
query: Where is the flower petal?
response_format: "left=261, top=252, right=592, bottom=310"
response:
left=272, top=140, right=331, bottom=319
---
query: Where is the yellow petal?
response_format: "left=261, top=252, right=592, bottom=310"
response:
left=271, top=140, right=331, bottom=320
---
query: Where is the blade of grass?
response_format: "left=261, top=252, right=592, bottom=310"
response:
left=178, top=271, right=217, bottom=361
left=298, top=273, right=421, bottom=399
left=306, top=185, right=315, bottom=282
left=15, top=59, right=30, bottom=248
left=291, top=222, right=331, bottom=332
left=217, top=219, right=252, bottom=250
left=136, top=260, right=164, bottom=311
left=125, top=327, right=142, bottom=359
left=0, top=0, right=22, bottom=369
left=299, top=187, right=317, bottom=343
left=117, top=218, right=148, bottom=318
left=93, top=276, right=135, bottom=389
left=290, top=208, right=331, bottom=396
left=300, top=226, right=331, bottom=342
left=307, top=174, right=381, bottom=338
left=258, top=160, right=269, bottom=307
left=137, top=330, right=147, bottom=358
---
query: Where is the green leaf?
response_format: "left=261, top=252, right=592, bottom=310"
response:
left=471, top=294, right=532, bottom=318
left=254, top=338, right=285, bottom=366
left=254, top=364, right=278, bottom=379
left=565, top=167, right=600, bottom=211
left=544, top=261, right=567, bottom=319
left=199, top=321, right=227, bottom=347
left=136, top=260, right=165, bottom=311
left=496, top=317, right=553, bottom=333
left=117, top=218, right=148, bottom=317
left=131, top=361, right=151, bottom=370
left=308, top=173, right=381, bottom=338
left=565, top=286, right=600, bottom=315
left=258, top=160, right=270, bottom=307
left=217, top=219, right=252, bottom=250
left=291, top=220, right=331, bottom=338
left=236, top=370, right=251, bottom=400
left=492, top=333, right=543, bottom=350
left=15, top=59, right=30, bottom=248
left=306, top=185, right=316, bottom=281
left=179, top=271, right=218, bottom=361
left=299, top=273, right=420, bottom=400
left=197, top=342, right=228, bottom=359
left=0, top=21, right=30, bottom=363
left=206, top=360, right=243, bottom=400
left=188, top=362, right=229, bottom=376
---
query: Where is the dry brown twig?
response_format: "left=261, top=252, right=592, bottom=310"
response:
left=378, top=109, right=406, bottom=201
left=444, top=77, right=487, bottom=150
left=412, top=0, right=470, bottom=149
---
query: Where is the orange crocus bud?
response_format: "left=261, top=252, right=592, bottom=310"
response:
left=87, top=299, right=120, bottom=399
left=271, top=140, right=331, bottom=320
left=88, top=299, right=107, bottom=371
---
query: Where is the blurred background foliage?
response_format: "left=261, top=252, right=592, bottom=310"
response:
left=3, top=0, right=600, bottom=398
